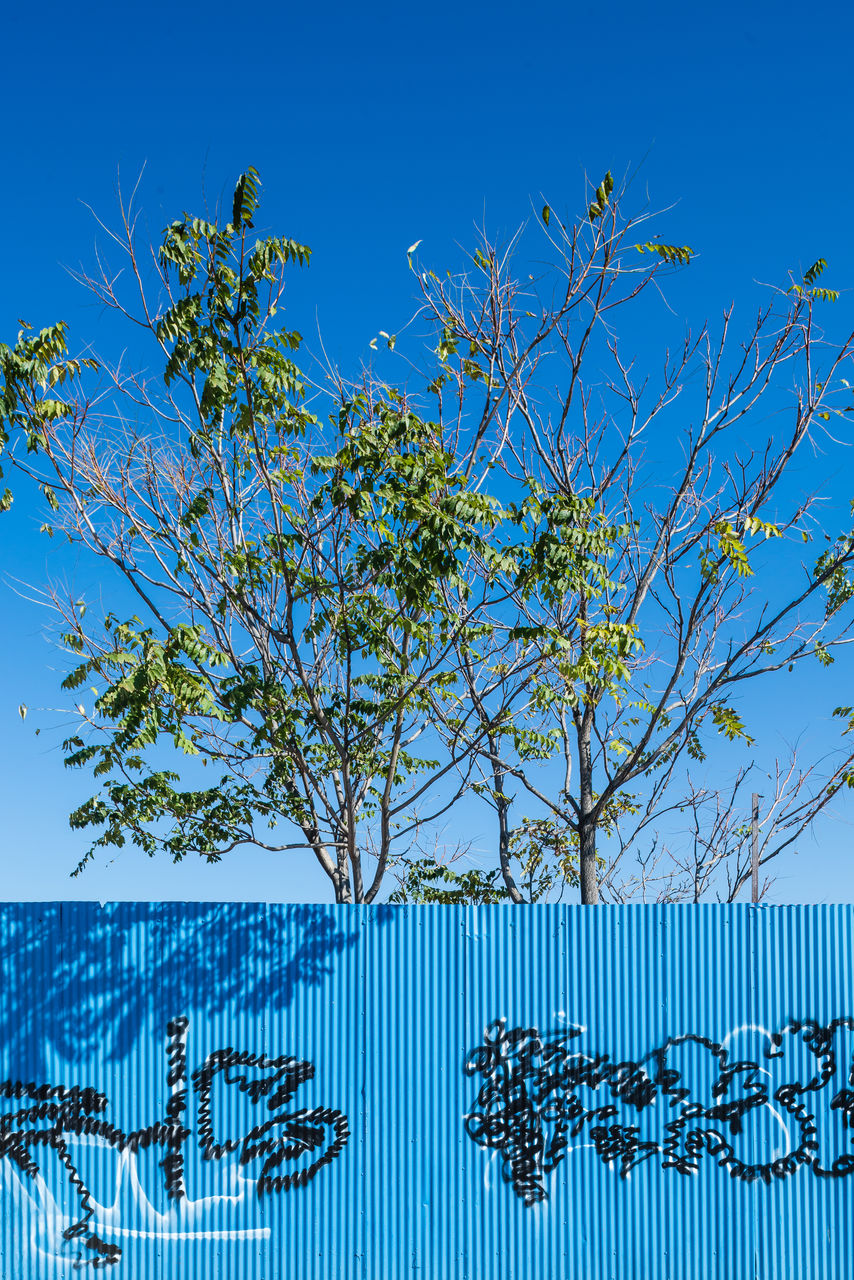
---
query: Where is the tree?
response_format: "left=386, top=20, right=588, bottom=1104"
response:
left=3, top=168, right=854, bottom=904
left=0, top=171, right=606, bottom=903
left=409, top=179, right=854, bottom=903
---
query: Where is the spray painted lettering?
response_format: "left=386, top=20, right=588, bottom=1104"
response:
left=0, top=1017, right=348, bottom=1268
left=464, top=1018, right=854, bottom=1204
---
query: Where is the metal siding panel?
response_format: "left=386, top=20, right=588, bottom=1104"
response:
left=0, top=903, right=852, bottom=1278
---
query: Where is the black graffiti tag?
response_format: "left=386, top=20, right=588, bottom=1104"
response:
left=464, top=1018, right=854, bottom=1204
left=0, top=1017, right=348, bottom=1268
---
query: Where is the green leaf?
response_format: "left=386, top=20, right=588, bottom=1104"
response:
left=587, top=171, right=614, bottom=222
left=232, top=167, right=261, bottom=229
left=635, top=241, right=694, bottom=266
left=804, top=258, right=826, bottom=286
left=788, top=257, right=838, bottom=302
left=710, top=702, right=754, bottom=745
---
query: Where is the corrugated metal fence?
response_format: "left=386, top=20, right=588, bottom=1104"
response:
left=0, top=903, right=852, bottom=1278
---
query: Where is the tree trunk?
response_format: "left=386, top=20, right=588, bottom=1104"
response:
left=577, top=713, right=599, bottom=905
left=496, top=791, right=524, bottom=904
left=489, top=728, right=524, bottom=904
left=333, top=870, right=353, bottom=904
left=307, top=827, right=352, bottom=903
left=578, top=815, right=599, bottom=905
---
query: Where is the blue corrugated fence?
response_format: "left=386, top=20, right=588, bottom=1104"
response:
left=0, top=903, right=851, bottom=1278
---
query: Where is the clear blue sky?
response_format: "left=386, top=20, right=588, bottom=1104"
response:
left=3, top=0, right=854, bottom=903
